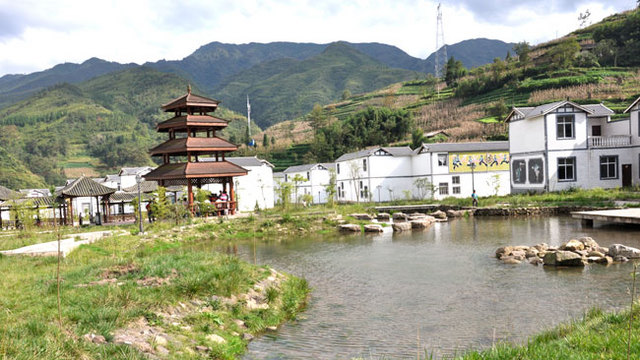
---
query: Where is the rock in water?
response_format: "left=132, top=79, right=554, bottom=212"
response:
left=608, top=244, right=640, bottom=259
left=431, top=210, right=447, bottom=220
left=392, top=222, right=412, bottom=232
left=350, top=213, right=373, bottom=220
left=376, top=213, right=391, bottom=221
left=339, top=224, right=361, bottom=232
left=392, top=212, right=408, bottom=222
left=561, top=239, right=585, bottom=251
left=543, top=250, right=585, bottom=266
left=364, top=224, right=384, bottom=233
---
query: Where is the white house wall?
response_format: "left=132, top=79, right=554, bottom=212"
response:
left=206, top=165, right=274, bottom=211
left=546, top=112, right=588, bottom=151
left=509, top=116, right=545, bottom=153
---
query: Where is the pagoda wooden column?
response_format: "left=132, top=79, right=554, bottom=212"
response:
left=187, top=181, right=194, bottom=214
left=68, top=197, right=74, bottom=226
left=229, top=179, right=235, bottom=215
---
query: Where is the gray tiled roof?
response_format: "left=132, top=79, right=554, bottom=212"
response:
left=0, top=185, right=20, bottom=201
left=283, top=163, right=333, bottom=173
left=335, top=146, right=413, bottom=162
left=200, top=156, right=274, bottom=168
left=273, top=172, right=285, bottom=179
left=57, top=176, right=116, bottom=197
left=119, top=167, right=154, bottom=176
left=583, top=104, right=614, bottom=117
left=417, top=141, right=509, bottom=153
left=122, top=180, right=158, bottom=193
left=512, top=101, right=606, bottom=121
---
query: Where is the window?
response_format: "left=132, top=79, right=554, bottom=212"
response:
left=556, top=115, right=575, bottom=139
left=362, top=186, right=369, bottom=199
left=337, top=163, right=340, bottom=174
left=452, top=176, right=460, bottom=184
left=363, top=159, right=367, bottom=171
left=307, top=172, right=310, bottom=180
left=438, top=182, right=449, bottom=195
left=557, top=157, right=576, bottom=182
left=438, top=154, right=448, bottom=166
left=284, top=174, right=288, bottom=182
left=452, top=186, right=461, bottom=194
left=600, top=155, right=618, bottom=179
left=592, top=125, right=601, bottom=136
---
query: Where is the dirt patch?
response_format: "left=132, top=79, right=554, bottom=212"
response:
left=136, top=269, right=178, bottom=287
left=101, top=263, right=139, bottom=278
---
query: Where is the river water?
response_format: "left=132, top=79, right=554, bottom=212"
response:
left=239, top=216, right=640, bottom=359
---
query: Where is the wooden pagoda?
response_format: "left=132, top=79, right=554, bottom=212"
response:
left=144, top=87, right=247, bottom=214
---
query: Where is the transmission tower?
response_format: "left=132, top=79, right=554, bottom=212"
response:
left=434, top=3, right=447, bottom=80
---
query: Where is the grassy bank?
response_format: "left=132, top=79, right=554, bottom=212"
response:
left=0, top=219, right=309, bottom=359
left=458, top=304, right=640, bottom=360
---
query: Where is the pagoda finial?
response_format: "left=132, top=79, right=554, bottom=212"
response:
left=187, top=84, right=192, bottom=94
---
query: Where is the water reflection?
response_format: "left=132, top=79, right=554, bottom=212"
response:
left=241, top=216, right=639, bottom=359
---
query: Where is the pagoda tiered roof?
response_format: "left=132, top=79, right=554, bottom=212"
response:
left=144, top=161, right=247, bottom=182
left=162, top=91, right=219, bottom=113
left=157, top=114, right=228, bottom=132
left=149, top=137, right=238, bottom=156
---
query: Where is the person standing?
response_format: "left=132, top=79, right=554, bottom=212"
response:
left=471, top=189, right=478, bottom=207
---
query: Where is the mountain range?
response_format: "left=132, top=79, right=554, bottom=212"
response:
left=0, top=39, right=514, bottom=126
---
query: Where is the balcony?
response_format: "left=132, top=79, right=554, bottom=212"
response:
left=588, top=135, right=631, bottom=148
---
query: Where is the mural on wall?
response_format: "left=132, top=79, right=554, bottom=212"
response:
left=449, top=152, right=510, bottom=173
left=528, top=158, right=544, bottom=184
left=512, top=160, right=527, bottom=184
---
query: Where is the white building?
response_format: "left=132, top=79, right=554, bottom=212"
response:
left=282, top=163, right=335, bottom=204
left=203, top=156, right=275, bottom=212
left=335, top=147, right=415, bottom=202
left=506, top=100, right=639, bottom=192
left=334, top=144, right=511, bottom=202
left=413, top=141, right=511, bottom=200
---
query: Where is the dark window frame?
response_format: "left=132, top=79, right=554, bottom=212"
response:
left=438, top=182, right=449, bottom=195
left=556, top=114, right=575, bottom=140
left=557, top=157, right=576, bottom=182
left=600, top=155, right=619, bottom=180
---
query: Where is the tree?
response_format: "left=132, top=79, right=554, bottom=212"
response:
left=513, top=42, right=531, bottom=69
left=275, top=180, right=292, bottom=210
left=341, top=89, right=352, bottom=100
left=574, top=51, right=600, bottom=68
left=593, top=39, right=618, bottom=66
left=444, top=57, right=466, bottom=86
left=411, top=129, right=427, bottom=150
left=308, top=103, right=327, bottom=131
left=263, top=133, right=269, bottom=147
left=348, top=161, right=362, bottom=204
left=291, top=174, right=307, bottom=205
left=547, top=38, right=580, bottom=69
left=414, top=177, right=436, bottom=200
left=578, top=9, right=591, bottom=28
left=325, top=169, right=337, bottom=208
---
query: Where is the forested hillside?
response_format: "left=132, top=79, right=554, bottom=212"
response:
left=245, top=8, right=640, bottom=169
left=0, top=67, right=256, bottom=188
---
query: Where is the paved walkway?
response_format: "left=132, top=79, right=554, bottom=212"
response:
left=0, top=230, right=124, bottom=257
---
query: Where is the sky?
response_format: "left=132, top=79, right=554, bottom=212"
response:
left=0, top=0, right=636, bottom=77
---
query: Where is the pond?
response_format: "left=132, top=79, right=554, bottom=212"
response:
left=240, top=216, right=640, bottom=359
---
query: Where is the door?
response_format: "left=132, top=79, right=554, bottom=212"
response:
left=622, top=164, right=632, bottom=187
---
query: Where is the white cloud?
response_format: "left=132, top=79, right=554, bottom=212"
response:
left=0, top=0, right=634, bottom=76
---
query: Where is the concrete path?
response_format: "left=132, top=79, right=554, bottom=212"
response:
left=0, top=230, right=124, bottom=257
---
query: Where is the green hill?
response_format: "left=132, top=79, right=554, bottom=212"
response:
left=214, top=42, right=421, bottom=128
left=0, top=146, right=46, bottom=190
left=0, top=68, right=256, bottom=187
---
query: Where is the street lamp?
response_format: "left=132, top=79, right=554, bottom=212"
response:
left=470, top=162, right=476, bottom=194
left=136, top=174, right=143, bottom=234
left=376, top=185, right=382, bottom=203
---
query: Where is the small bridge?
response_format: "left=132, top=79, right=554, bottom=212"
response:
left=571, top=208, right=640, bottom=227
left=374, top=204, right=439, bottom=213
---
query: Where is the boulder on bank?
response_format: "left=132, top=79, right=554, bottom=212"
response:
left=408, top=213, right=426, bottom=220
left=392, top=212, right=408, bottom=222
left=392, top=222, right=412, bottom=232
left=339, top=224, right=361, bottom=232
left=376, top=213, right=391, bottom=221
left=350, top=213, right=373, bottom=221
left=431, top=210, right=447, bottom=220
left=364, top=224, right=384, bottom=233
left=543, top=250, right=585, bottom=267
left=446, top=209, right=471, bottom=218
left=608, top=244, right=640, bottom=259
